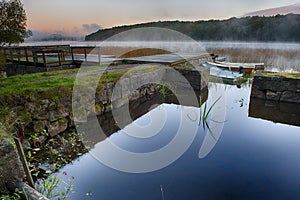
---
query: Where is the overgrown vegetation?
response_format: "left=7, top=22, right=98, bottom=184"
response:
left=0, top=187, right=28, bottom=200
left=259, top=71, right=300, bottom=79
left=36, top=171, right=75, bottom=200
left=86, top=14, right=300, bottom=42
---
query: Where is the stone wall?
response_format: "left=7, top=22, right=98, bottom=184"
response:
left=11, top=67, right=209, bottom=141
left=0, top=139, right=25, bottom=188
left=251, top=75, right=300, bottom=104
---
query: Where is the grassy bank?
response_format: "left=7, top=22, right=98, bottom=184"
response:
left=0, top=65, right=131, bottom=104
left=259, top=71, right=300, bottom=79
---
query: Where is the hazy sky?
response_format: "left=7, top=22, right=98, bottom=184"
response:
left=22, top=0, right=300, bottom=34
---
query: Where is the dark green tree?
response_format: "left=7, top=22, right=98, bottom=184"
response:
left=0, top=0, right=31, bottom=45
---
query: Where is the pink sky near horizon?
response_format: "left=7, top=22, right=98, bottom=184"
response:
left=22, top=0, right=300, bottom=35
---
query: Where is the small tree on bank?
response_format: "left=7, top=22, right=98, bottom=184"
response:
left=0, top=0, right=31, bottom=46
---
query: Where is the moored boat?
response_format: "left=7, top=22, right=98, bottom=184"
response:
left=205, top=61, right=256, bottom=73
left=210, top=67, right=243, bottom=80
left=215, top=61, right=265, bottom=71
left=203, top=63, right=243, bottom=80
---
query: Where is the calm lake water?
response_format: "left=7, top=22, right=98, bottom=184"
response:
left=57, top=81, right=300, bottom=200
left=22, top=41, right=300, bottom=51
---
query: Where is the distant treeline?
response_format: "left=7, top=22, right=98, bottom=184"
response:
left=85, top=14, right=300, bottom=42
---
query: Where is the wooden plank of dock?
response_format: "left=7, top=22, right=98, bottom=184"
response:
left=123, top=53, right=210, bottom=65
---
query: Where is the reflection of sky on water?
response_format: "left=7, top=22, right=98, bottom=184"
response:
left=108, top=104, right=181, bottom=153
left=58, top=82, right=300, bottom=200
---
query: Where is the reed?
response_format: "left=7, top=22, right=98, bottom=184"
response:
left=207, top=47, right=300, bottom=72
left=199, top=96, right=221, bottom=130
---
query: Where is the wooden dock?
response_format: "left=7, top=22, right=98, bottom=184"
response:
left=3, top=45, right=71, bottom=68
left=2, top=45, right=122, bottom=75
left=2, top=45, right=110, bottom=68
left=2, top=45, right=212, bottom=75
left=123, top=53, right=211, bottom=66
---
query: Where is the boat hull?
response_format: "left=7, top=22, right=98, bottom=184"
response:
left=217, top=66, right=254, bottom=73
left=205, top=61, right=255, bottom=73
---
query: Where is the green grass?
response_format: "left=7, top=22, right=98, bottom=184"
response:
left=0, top=65, right=163, bottom=105
left=259, top=71, right=300, bottom=79
left=0, top=73, right=75, bottom=96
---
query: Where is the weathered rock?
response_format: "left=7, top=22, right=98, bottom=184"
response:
left=34, top=136, right=47, bottom=145
left=40, top=99, right=50, bottom=110
left=48, top=118, right=68, bottom=137
left=33, top=121, right=47, bottom=133
left=71, top=105, right=88, bottom=123
left=48, top=101, right=57, bottom=111
left=251, top=88, right=266, bottom=99
left=0, top=139, right=25, bottom=188
left=281, top=91, right=300, bottom=104
left=49, top=110, right=69, bottom=122
left=266, top=90, right=281, bottom=101
left=14, top=107, right=32, bottom=127
left=34, top=112, right=49, bottom=121
left=93, top=102, right=104, bottom=115
left=130, top=90, right=140, bottom=101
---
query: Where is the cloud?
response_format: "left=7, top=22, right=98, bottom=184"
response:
left=25, top=30, right=84, bottom=41
left=82, top=23, right=103, bottom=33
left=26, top=23, right=103, bottom=41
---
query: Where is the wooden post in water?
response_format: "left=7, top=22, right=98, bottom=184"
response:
left=58, top=51, right=61, bottom=66
left=25, top=48, right=29, bottom=63
left=13, top=137, right=35, bottom=189
left=33, top=50, right=37, bottom=67
left=98, top=47, right=101, bottom=65
left=71, top=47, right=74, bottom=64
left=84, top=48, right=87, bottom=62
left=2, top=48, right=7, bottom=68
left=17, top=48, right=21, bottom=64
left=10, top=48, right=13, bottom=62
left=42, top=52, right=46, bottom=67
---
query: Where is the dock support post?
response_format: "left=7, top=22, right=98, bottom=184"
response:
left=10, top=48, right=13, bottom=62
left=58, top=51, right=61, bottom=66
left=84, top=48, right=87, bottom=62
left=2, top=48, right=7, bottom=67
left=33, top=50, right=37, bottom=67
left=13, top=137, right=35, bottom=189
left=42, top=52, right=46, bottom=67
left=71, top=48, right=74, bottom=64
left=98, top=47, right=101, bottom=65
left=17, top=49, right=21, bottom=65
left=25, top=48, right=29, bottom=63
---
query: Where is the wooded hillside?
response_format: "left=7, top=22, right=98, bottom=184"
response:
left=86, top=14, right=300, bottom=42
